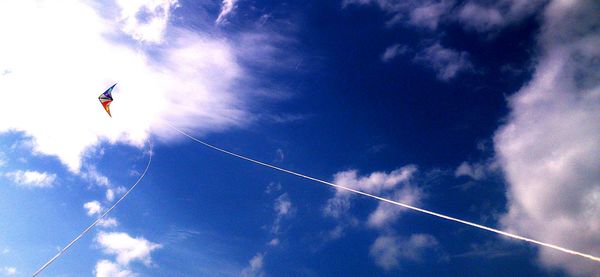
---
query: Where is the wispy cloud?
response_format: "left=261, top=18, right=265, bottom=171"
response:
left=457, top=0, right=545, bottom=32
left=0, top=266, right=17, bottom=276
left=240, top=252, right=264, bottom=277
left=414, top=42, right=473, bottom=81
left=116, top=0, right=179, bottom=43
left=369, top=233, right=438, bottom=270
left=5, top=170, right=56, bottom=188
left=408, top=0, right=454, bottom=30
left=272, top=193, right=294, bottom=234
left=216, top=0, right=237, bottom=24
left=381, top=44, right=409, bottom=62
left=454, top=161, right=488, bottom=181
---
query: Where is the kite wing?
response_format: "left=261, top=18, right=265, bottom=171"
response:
left=98, top=83, right=116, bottom=117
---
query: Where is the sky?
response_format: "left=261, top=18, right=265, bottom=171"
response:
left=0, top=0, right=599, bottom=276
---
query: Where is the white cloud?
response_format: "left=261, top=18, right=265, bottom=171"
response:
left=216, top=0, right=237, bottom=24
left=0, top=152, right=6, bottom=167
left=494, top=0, right=600, bottom=275
left=271, top=193, right=294, bottom=234
left=264, top=182, right=282, bottom=194
left=240, top=252, right=264, bottom=277
left=344, top=0, right=454, bottom=30
left=5, top=170, right=56, bottom=188
left=367, top=185, right=422, bottom=228
left=324, top=166, right=416, bottom=219
left=454, top=161, right=487, bottom=180
left=381, top=44, right=409, bottom=62
left=457, top=2, right=504, bottom=31
left=274, top=193, right=292, bottom=217
left=95, top=260, right=135, bottom=277
left=414, top=42, right=472, bottom=81
left=369, top=233, right=438, bottom=270
left=0, top=1, right=259, bottom=172
left=408, top=0, right=453, bottom=30
left=96, top=231, right=161, bottom=266
left=267, top=238, right=279, bottom=247
left=457, top=0, right=545, bottom=32
left=98, top=217, right=119, bottom=228
left=116, top=0, right=178, bottom=43
left=106, top=186, right=126, bottom=202
left=0, top=267, right=16, bottom=276
left=84, top=200, right=103, bottom=216
left=81, top=166, right=110, bottom=187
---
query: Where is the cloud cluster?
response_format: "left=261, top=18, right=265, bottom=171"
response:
left=324, top=166, right=417, bottom=220
left=0, top=0, right=255, bottom=172
left=4, top=170, right=56, bottom=188
left=241, top=190, right=295, bottom=276
left=322, top=166, right=438, bottom=269
left=494, top=0, right=600, bottom=275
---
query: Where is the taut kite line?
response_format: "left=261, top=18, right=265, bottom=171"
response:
left=166, top=123, right=600, bottom=264
left=32, top=154, right=152, bottom=277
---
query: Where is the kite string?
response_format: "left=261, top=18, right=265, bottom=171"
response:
left=32, top=153, right=153, bottom=277
left=166, top=122, right=600, bottom=264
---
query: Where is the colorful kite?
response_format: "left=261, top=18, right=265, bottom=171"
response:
left=98, top=83, right=116, bottom=117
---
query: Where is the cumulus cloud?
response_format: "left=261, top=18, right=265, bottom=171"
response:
left=367, top=185, right=422, bottom=228
left=323, top=166, right=421, bottom=242
left=216, top=0, right=237, bottom=24
left=494, top=0, right=600, bottom=275
left=324, top=166, right=417, bottom=219
left=96, top=231, right=161, bottom=266
left=84, top=200, right=103, bottom=216
left=414, top=42, right=473, bottom=81
left=95, top=260, right=135, bottom=277
left=369, top=233, right=438, bottom=270
left=5, top=170, right=56, bottom=188
left=0, top=0, right=266, bottom=172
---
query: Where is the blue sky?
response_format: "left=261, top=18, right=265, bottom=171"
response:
left=1, top=0, right=600, bottom=276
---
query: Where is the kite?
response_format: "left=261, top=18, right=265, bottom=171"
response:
left=98, top=83, right=116, bottom=117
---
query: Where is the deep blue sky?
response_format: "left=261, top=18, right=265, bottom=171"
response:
left=2, top=0, right=598, bottom=276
